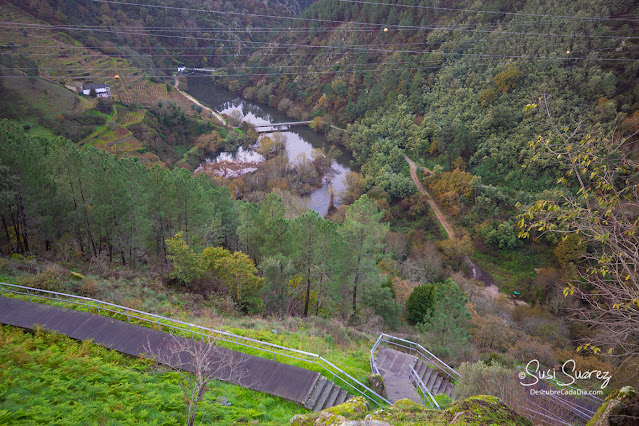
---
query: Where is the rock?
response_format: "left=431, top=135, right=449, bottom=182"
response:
left=314, top=411, right=346, bottom=425
left=588, top=386, right=638, bottom=426
left=291, top=397, right=368, bottom=426
left=367, top=374, right=386, bottom=398
left=325, top=396, right=369, bottom=417
left=292, top=394, right=532, bottom=425
left=391, top=398, right=423, bottom=413
left=364, top=409, right=392, bottom=423
left=441, top=395, right=532, bottom=425
left=290, top=413, right=314, bottom=426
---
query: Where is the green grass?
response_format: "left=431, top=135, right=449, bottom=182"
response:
left=2, top=74, right=90, bottom=120
left=471, top=244, right=553, bottom=294
left=0, top=262, right=377, bottom=395
left=0, top=325, right=307, bottom=425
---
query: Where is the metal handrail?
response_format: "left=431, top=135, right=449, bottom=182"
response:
left=369, top=334, right=383, bottom=376
left=0, top=282, right=390, bottom=408
left=370, top=333, right=460, bottom=382
left=519, top=406, right=572, bottom=426
left=409, top=364, right=440, bottom=409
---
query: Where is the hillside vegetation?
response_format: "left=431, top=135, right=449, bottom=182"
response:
left=2, top=0, right=639, bottom=424
left=0, top=325, right=305, bottom=425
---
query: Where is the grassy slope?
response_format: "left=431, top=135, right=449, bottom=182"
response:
left=0, top=325, right=306, bottom=425
left=0, top=258, right=378, bottom=385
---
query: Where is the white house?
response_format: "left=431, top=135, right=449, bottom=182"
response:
left=81, top=83, right=111, bottom=98
left=177, top=67, right=186, bottom=73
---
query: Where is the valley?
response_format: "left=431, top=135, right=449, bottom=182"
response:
left=1, top=0, right=639, bottom=425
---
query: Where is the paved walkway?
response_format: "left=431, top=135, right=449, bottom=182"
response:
left=0, top=296, right=320, bottom=405
left=375, top=347, right=421, bottom=404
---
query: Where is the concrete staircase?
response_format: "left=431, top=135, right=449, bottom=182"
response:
left=0, top=296, right=353, bottom=412
left=413, top=359, right=454, bottom=398
left=303, top=376, right=351, bottom=411
left=374, top=346, right=422, bottom=404
left=374, top=346, right=455, bottom=405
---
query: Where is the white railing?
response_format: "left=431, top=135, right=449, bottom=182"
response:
left=409, top=364, right=440, bottom=409
left=0, top=282, right=390, bottom=408
left=370, top=333, right=460, bottom=382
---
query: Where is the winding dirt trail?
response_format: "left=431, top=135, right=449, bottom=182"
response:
left=404, top=155, right=514, bottom=302
left=404, top=155, right=456, bottom=239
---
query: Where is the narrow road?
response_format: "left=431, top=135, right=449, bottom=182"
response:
left=404, top=155, right=456, bottom=239
left=404, top=155, right=503, bottom=293
left=174, top=76, right=227, bottom=126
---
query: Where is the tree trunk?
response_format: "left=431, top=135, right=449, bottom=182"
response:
left=10, top=211, right=23, bottom=253
left=303, top=268, right=311, bottom=317
left=1, top=214, right=13, bottom=253
left=315, top=272, right=324, bottom=316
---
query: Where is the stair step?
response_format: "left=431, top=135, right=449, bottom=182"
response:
left=323, top=385, right=340, bottom=410
left=426, top=370, right=438, bottom=390
left=444, top=382, right=454, bottom=398
left=302, top=374, right=321, bottom=405
left=431, top=374, right=444, bottom=395
left=304, top=376, right=328, bottom=410
left=421, top=367, right=434, bottom=386
left=416, top=360, right=426, bottom=377
left=437, top=378, right=450, bottom=396
left=335, top=389, right=349, bottom=406
left=313, top=381, right=334, bottom=411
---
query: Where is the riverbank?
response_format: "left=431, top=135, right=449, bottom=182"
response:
left=184, top=79, right=355, bottom=216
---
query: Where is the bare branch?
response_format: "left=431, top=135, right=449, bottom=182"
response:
left=143, top=334, right=249, bottom=426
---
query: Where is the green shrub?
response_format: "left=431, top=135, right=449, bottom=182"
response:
left=405, top=284, right=435, bottom=325
left=454, top=361, right=522, bottom=401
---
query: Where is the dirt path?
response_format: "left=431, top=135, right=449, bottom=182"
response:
left=404, top=155, right=456, bottom=239
left=403, top=155, right=521, bottom=304
left=174, top=76, right=227, bottom=126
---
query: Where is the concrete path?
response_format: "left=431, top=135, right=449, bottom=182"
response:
left=375, top=347, right=421, bottom=404
left=0, top=296, right=341, bottom=409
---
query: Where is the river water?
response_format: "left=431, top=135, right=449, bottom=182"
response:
left=186, top=78, right=353, bottom=216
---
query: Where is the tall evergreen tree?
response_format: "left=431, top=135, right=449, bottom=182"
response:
left=339, top=195, right=388, bottom=316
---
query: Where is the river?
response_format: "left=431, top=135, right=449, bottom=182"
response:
left=186, top=78, right=353, bottom=217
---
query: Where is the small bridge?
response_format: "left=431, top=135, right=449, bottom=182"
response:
left=0, top=283, right=389, bottom=412
left=253, top=121, right=312, bottom=133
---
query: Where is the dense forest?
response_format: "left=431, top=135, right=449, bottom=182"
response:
left=0, top=120, right=403, bottom=324
left=9, top=0, right=315, bottom=74
left=223, top=0, right=639, bottom=194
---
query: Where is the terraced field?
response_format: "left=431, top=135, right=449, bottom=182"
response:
left=119, top=109, right=146, bottom=127
left=0, top=3, right=192, bottom=110
left=120, top=80, right=192, bottom=110
left=1, top=3, right=216, bottom=168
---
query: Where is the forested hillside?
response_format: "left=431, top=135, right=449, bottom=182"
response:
left=224, top=0, right=639, bottom=191
left=8, top=0, right=315, bottom=73
left=2, top=0, right=639, bottom=423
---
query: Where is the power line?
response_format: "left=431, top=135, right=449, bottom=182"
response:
left=87, top=0, right=639, bottom=40
left=337, top=0, right=639, bottom=23
left=3, top=23, right=638, bottom=60
left=4, top=59, right=442, bottom=72
left=0, top=64, right=449, bottom=79
left=4, top=14, right=638, bottom=33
